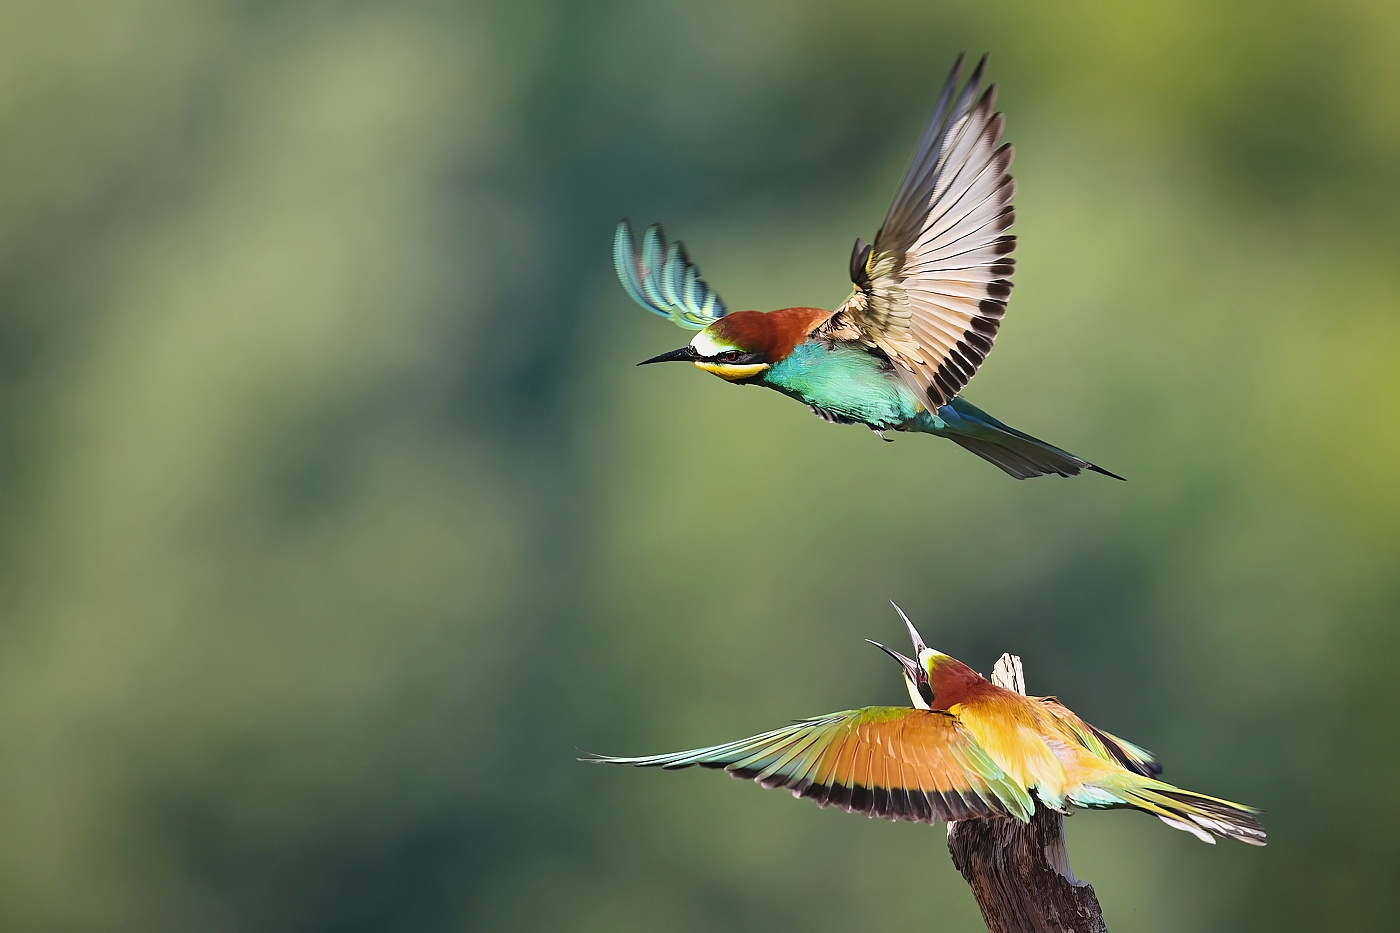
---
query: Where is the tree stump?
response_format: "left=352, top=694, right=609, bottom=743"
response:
left=945, top=654, right=1108, bottom=933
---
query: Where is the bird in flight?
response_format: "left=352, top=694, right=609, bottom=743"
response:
left=586, top=604, right=1265, bottom=846
left=615, top=54, right=1120, bottom=479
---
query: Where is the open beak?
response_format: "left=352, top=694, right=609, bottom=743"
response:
left=637, top=346, right=697, bottom=366
left=866, top=639, right=921, bottom=683
left=890, top=601, right=927, bottom=653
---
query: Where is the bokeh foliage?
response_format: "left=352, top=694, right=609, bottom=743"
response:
left=1, top=1, right=1397, bottom=930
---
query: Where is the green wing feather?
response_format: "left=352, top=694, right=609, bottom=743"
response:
left=613, top=219, right=728, bottom=330
left=1038, top=698, right=1162, bottom=777
left=1032, top=697, right=1263, bottom=844
left=586, top=706, right=1034, bottom=824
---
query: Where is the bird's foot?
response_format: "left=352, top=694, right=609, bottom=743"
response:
left=874, top=430, right=893, bottom=442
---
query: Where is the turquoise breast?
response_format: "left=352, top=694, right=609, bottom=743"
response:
left=760, top=341, right=924, bottom=429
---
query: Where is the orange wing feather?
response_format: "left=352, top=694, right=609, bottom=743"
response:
left=948, top=689, right=1080, bottom=803
left=589, top=707, right=1034, bottom=825
left=591, top=693, right=1265, bottom=844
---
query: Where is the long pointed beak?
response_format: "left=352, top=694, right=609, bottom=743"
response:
left=866, top=639, right=921, bottom=682
left=637, top=346, right=697, bottom=366
left=889, top=601, right=927, bottom=653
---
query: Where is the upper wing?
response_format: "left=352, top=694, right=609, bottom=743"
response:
left=1037, top=697, right=1162, bottom=777
left=613, top=219, right=728, bottom=330
left=820, top=53, right=1015, bottom=408
left=587, top=706, right=1034, bottom=824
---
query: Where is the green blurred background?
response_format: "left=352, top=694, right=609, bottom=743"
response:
left=2, top=1, right=1397, bottom=930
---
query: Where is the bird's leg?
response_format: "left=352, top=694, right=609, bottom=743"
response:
left=873, top=429, right=894, bottom=442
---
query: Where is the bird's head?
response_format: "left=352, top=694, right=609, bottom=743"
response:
left=637, top=308, right=827, bottom=382
left=638, top=311, right=773, bottom=381
left=867, top=603, right=983, bottom=711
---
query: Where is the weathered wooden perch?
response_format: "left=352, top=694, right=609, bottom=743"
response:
left=946, top=654, right=1108, bottom=933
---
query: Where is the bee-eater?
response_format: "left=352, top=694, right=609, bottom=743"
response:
left=588, top=605, right=1265, bottom=845
left=616, top=54, right=1121, bottom=480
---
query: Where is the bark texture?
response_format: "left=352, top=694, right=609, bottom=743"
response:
left=945, top=654, right=1108, bottom=933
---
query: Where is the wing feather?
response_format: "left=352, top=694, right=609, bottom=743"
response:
left=613, top=219, right=728, bottom=330
left=587, top=707, right=1029, bottom=826
left=817, top=54, right=1017, bottom=407
left=1037, top=697, right=1163, bottom=778
left=904, top=735, right=935, bottom=822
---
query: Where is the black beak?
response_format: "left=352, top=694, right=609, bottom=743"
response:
left=866, top=639, right=921, bottom=682
left=637, top=346, right=697, bottom=366
left=889, top=601, right=928, bottom=653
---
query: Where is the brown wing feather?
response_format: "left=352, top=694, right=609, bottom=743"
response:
left=818, top=53, right=1016, bottom=408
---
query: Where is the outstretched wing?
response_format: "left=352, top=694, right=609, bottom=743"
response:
left=586, top=706, right=1033, bottom=824
left=614, top=219, right=728, bottom=330
left=820, top=53, right=1015, bottom=408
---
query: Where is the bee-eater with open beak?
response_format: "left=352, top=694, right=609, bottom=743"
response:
left=616, top=54, right=1121, bottom=479
left=588, top=604, right=1264, bottom=845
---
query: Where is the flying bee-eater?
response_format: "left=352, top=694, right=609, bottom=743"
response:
left=587, top=604, right=1265, bottom=846
left=615, top=54, right=1121, bottom=480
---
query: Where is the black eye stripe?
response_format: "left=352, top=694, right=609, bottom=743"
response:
left=708, top=350, right=765, bottom=365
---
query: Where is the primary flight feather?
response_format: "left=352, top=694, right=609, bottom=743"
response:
left=587, top=604, right=1265, bottom=846
left=616, top=53, right=1120, bottom=480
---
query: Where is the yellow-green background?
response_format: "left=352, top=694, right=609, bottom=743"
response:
left=2, top=1, right=1396, bottom=930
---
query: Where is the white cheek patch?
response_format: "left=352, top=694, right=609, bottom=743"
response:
left=690, top=331, right=730, bottom=357
left=906, top=676, right=931, bottom=710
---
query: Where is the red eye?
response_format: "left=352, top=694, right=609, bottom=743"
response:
left=718, top=350, right=740, bottom=363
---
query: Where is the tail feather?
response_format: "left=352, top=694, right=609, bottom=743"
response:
left=947, top=433, right=1112, bottom=480
left=1108, top=781, right=1267, bottom=846
left=936, top=397, right=1124, bottom=480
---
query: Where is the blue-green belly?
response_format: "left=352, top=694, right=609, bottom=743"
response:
left=760, top=341, right=926, bottom=430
